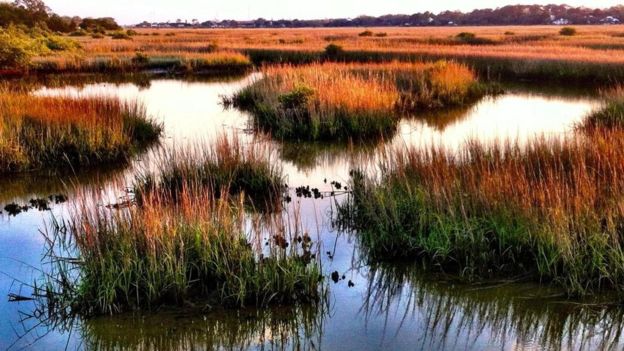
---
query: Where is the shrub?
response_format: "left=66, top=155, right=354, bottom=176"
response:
left=0, top=26, right=48, bottom=70
left=126, top=29, right=138, bottom=36
left=375, top=32, right=388, bottom=37
left=44, top=35, right=80, bottom=51
left=80, top=17, right=121, bottom=31
left=358, top=30, right=373, bottom=37
left=69, top=30, right=87, bottom=37
left=278, top=84, right=315, bottom=109
left=324, top=43, right=344, bottom=58
left=455, top=32, right=495, bottom=45
left=560, top=27, right=577, bottom=36
left=111, top=31, right=131, bottom=40
left=456, top=32, right=476, bottom=40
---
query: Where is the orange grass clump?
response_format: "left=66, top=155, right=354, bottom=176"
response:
left=230, top=61, right=485, bottom=140
left=135, top=134, right=285, bottom=210
left=0, top=91, right=161, bottom=172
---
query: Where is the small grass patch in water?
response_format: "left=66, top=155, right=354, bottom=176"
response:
left=0, top=90, right=162, bottom=173
left=135, top=135, right=286, bottom=210
left=228, top=61, right=490, bottom=141
left=43, top=184, right=322, bottom=316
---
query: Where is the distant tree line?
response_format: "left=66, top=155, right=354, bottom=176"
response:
left=0, top=0, right=121, bottom=33
left=138, top=4, right=624, bottom=28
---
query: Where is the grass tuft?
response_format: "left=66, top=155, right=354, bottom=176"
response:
left=230, top=61, right=490, bottom=141
left=44, top=183, right=322, bottom=316
left=0, top=90, right=161, bottom=173
left=135, top=135, right=286, bottom=210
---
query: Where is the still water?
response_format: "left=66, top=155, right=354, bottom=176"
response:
left=1, top=75, right=616, bottom=351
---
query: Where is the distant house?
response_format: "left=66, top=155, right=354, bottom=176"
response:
left=601, top=16, right=621, bottom=24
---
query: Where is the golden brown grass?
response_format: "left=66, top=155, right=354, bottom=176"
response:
left=67, top=26, right=624, bottom=66
left=339, top=87, right=624, bottom=297
left=135, top=134, right=285, bottom=210
left=262, top=63, right=399, bottom=113
left=30, top=50, right=252, bottom=74
left=0, top=90, right=161, bottom=172
left=231, top=61, right=485, bottom=140
left=25, top=25, right=621, bottom=82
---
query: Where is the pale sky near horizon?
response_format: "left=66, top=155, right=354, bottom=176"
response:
left=19, top=0, right=624, bottom=25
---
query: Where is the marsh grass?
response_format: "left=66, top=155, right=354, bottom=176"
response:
left=230, top=61, right=488, bottom=141
left=17, top=26, right=624, bottom=82
left=581, top=85, right=624, bottom=130
left=135, top=135, right=286, bottom=210
left=43, top=183, right=322, bottom=316
left=243, top=48, right=624, bottom=83
left=31, top=51, right=253, bottom=75
left=339, top=115, right=624, bottom=296
left=0, top=90, right=161, bottom=173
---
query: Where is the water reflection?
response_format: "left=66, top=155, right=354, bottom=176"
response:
left=398, top=93, right=600, bottom=152
left=364, top=263, right=624, bottom=351
left=82, top=305, right=325, bottom=351
left=9, top=72, right=249, bottom=91
left=0, top=165, right=129, bottom=206
left=278, top=139, right=381, bottom=173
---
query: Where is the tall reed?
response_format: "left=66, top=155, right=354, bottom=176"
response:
left=0, top=91, right=161, bottom=173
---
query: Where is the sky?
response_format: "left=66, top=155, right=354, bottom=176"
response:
left=31, top=0, right=624, bottom=25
